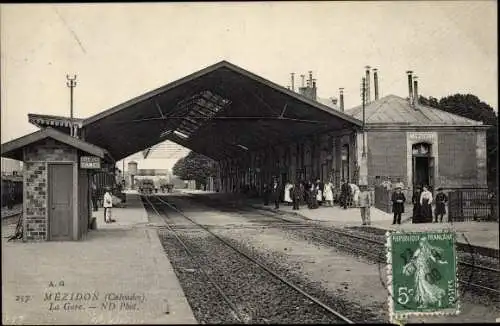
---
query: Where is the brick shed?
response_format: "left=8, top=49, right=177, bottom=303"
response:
left=1, top=127, right=114, bottom=241
left=346, top=95, right=490, bottom=195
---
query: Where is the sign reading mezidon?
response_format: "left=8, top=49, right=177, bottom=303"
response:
left=80, top=156, right=101, bottom=169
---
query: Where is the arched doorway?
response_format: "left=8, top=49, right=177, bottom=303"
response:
left=412, top=142, right=435, bottom=190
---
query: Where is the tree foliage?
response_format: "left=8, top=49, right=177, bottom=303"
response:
left=419, top=94, right=498, bottom=190
left=172, top=151, right=217, bottom=188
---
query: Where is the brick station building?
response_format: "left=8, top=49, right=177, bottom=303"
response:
left=345, top=94, right=488, bottom=194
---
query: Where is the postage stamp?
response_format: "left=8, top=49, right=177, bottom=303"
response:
left=386, top=230, right=460, bottom=320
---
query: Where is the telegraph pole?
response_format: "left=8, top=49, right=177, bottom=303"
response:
left=360, top=77, right=366, bottom=157
left=66, top=75, right=77, bottom=137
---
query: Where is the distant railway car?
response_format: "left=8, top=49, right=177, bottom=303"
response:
left=137, top=179, right=154, bottom=194
left=1, top=174, right=23, bottom=208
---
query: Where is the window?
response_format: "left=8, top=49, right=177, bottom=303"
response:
left=412, top=142, right=431, bottom=156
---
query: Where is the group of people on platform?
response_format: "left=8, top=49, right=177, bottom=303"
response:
left=260, top=177, right=362, bottom=211
left=390, top=185, right=448, bottom=225
left=257, top=176, right=450, bottom=226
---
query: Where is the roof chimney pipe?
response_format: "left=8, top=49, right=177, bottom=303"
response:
left=308, top=71, right=313, bottom=87
left=339, top=88, right=344, bottom=112
left=365, top=66, right=371, bottom=103
left=291, top=73, right=295, bottom=92
left=312, top=79, right=317, bottom=100
left=300, top=74, right=305, bottom=87
left=407, top=70, right=414, bottom=105
left=413, top=76, right=419, bottom=106
left=373, top=68, right=379, bottom=100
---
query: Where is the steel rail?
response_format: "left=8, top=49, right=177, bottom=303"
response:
left=191, top=193, right=500, bottom=273
left=152, top=195, right=355, bottom=324
left=143, top=196, right=247, bottom=324
left=251, top=209, right=500, bottom=295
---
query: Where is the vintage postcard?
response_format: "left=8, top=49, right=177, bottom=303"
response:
left=1, top=2, right=498, bottom=325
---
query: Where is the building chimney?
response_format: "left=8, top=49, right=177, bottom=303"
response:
left=291, top=73, right=295, bottom=92
left=300, top=74, right=305, bottom=87
left=407, top=70, right=414, bottom=105
left=309, top=71, right=313, bottom=86
left=339, top=88, right=344, bottom=112
left=373, top=68, right=379, bottom=100
left=365, top=66, right=371, bottom=103
left=413, top=76, right=419, bottom=106
left=312, top=79, right=317, bottom=100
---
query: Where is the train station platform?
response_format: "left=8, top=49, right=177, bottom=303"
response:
left=1, top=192, right=196, bottom=325
left=182, top=190, right=499, bottom=252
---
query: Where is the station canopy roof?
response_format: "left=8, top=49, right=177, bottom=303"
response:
left=1, top=127, right=113, bottom=162
left=35, top=61, right=364, bottom=161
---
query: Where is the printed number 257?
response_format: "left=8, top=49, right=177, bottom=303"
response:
left=397, top=287, right=413, bottom=305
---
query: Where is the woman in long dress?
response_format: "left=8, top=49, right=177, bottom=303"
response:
left=309, top=183, right=319, bottom=209
left=284, top=182, right=293, bottom=206
left=412, top=186, right=423, bottom=223
left=323, top=181, right=334, bottom=207
left=420, top=186, right=433, bottom=223
left=315, top=182, right=323, bottom=206
left=402, top=237, right=448, bottom=308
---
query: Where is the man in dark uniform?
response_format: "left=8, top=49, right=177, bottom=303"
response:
left=340, top=179, right=350, bottom=209
left=434, top=188, right=448, bottom=223
left=263, top=183, right=270, bottom=206
left=292, top=181, right=301, bottom=210
left=391, top=186, right=406, bottom=224
left=271, top=177, right=281, bottom=209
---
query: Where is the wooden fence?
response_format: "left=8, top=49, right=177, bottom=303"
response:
left=374, top=186, right=392, bottom=213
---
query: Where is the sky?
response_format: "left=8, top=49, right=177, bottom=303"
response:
left=1, top=1, right=497, bottom=169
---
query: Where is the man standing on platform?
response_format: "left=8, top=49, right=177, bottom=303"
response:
left=340, top=179, right=350, bottom=209
left=103, top=186, right=113, bottom=223
left=391, top=185, right=406, bottom=224
left=292, top=181, right=301, bottom=210
left=263, top=183, right=270, bottom=206
left=271, top=177, right=281, bottom=209
left=358, top=185, right=372, bottom=225
left=434, top=187, right=448, bottom=223
left=91, top=180, right=98, bottom=212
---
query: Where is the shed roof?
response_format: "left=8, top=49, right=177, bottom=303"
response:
left=51, top=61, right=363, bottom=161
left=28, top=113, right=84, bottom=130
left=1, top=127, right=113, bottom=162
left=345, top=95, right=485, bottom=126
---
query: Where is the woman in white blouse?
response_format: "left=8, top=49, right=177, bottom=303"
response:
left=284, top=182, right=293, bottom=206
left=419, top=186, right=433, bottom=223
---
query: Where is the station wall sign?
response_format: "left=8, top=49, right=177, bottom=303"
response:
left=80, top=156, right=101, bottom=169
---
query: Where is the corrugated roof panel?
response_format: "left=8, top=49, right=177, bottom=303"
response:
left=344, top=94, right=483, bottom=126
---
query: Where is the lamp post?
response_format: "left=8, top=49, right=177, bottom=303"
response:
left=66, top=75, right=77, bottom=137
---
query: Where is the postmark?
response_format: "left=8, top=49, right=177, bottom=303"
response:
left=386, top=230, right=460, bottom=320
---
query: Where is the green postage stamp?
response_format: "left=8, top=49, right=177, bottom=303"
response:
left=386, top=231, right=460, bottom=319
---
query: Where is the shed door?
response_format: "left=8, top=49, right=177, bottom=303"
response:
left=48, top=164, right=73, bottom=240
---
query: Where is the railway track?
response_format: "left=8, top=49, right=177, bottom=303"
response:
left=144, top=195, right=361, bottom=324
left=182, top=193, right=500, bottom=298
